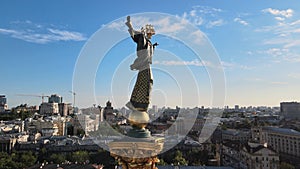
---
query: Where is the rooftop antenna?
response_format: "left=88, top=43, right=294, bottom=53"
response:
left=69, top=91, right=76, bottom=108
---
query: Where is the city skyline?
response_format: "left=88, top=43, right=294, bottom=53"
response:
left=1, top=1, right=300, bottom=108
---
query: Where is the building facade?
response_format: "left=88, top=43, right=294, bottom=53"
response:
left=222, top=129, right=251, bottom=143
left=39, top=102, right=59, bottom=115
left=221, top=141, right=279, bottom=169
left=260, top=126, right=300, bottom=158
left=0, top=95, right=8, bottom=112
left=241, top=143, right=279, bottom=169
left=48, top=94, right=63, bottom=104
left=280, top=102, right=300, bottom=119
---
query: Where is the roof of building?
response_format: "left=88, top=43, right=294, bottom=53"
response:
left=222, top=140, right=241, bottom=151
left=262, top=126, right=300, bottom=136
left=158, top=166, right=233, bottom=169
left=222, top=129, right=250, bottom=136
left=27, top=164, right=98, bottom=169
left=243, top=143, right=268, bottom=154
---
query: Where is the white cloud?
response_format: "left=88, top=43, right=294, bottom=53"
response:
left=153, top=59, right=205, bottom=67
left=245, top=78, right=288, bottom=85
left=191, top=30, right=205, bottom=44
left=264, top=48, right=289, bottom=57
left=270, top=81, right=288, bottom=85
left=288, top=73, right=300, bottom=79
left=262, top=8, right=294, bottom=18
left=190, top=10, right=197, bottom=17
left=234, top=18, right=249, bottom=26
left=245, top=78, right=264, bottom=82
left=182, top=6, right=224, bottom=28
left=256, top=14, right=300, bottom=51
left=48, top=28, right=86, bottom=41
left=275, top=17, right=285, bottom=21
left=0, top=21, right=87, bottom=44
left=221, top=61, right=254, bottom=70
left=153, top=59, right=252, bottom=70
left=284, top=40, right=300, bottom=48
left=0, top=28, right=19, bottom=34
left=246, top=51, right=253, bottom=55
left=207, top=19, right=225, bottom=28
left=258, top=47, right=300, bottom=62
left=290, top=20, right=300, bottom=26
left=107, top=16, right=190, bottom=35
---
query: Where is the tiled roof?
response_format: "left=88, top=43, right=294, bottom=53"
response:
left=262, top=126, right=300, bottom=136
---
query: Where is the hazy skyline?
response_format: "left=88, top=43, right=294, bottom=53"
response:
left=1, top=1, right=300, bottom=108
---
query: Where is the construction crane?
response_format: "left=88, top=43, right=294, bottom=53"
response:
left=69, top=91, right=76, bottom=108
left=16, top=94, right=50, bottom=103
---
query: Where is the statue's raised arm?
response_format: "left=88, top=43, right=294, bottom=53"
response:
left=125, top=16, right=132, bottom=29
left=125, top=16, right=140, bottom=37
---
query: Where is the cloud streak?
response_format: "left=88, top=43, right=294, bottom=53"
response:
left=0, top=21, right=87, bottom=44
left=153, top=59, right=252, bottom=70
left=255, top=8, right=300, bottom=63
left=262, top=8, right=293, bottom=19
left=153, top=59, right=205, bottom=67
left=234, top=18, right=249, bottom=26
left=182, top=6, right=224, bottom=28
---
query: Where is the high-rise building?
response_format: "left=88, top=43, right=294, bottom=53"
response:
left=280, top=102, right=300, bottom=119
left=58, top=103, right=73, bottom=116
left=234, top=105, right=239, bottom=111
left=39, top=102, right=59, bottom=115
left=48, top=94, right=63, bottom=104
left=103, top=101, right=115, bottom=121
left=0, top=95, right=8, bottom=112
left=152, top=105, right=158, bottom=113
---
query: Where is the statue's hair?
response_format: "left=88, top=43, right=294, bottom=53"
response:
left=141, top=24, right=155, bottom=35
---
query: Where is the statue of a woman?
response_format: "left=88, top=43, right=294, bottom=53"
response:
left=125, top=16, right=158, bottom=112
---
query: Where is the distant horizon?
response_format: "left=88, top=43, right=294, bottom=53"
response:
left=1, top=93, right=291, bottom=109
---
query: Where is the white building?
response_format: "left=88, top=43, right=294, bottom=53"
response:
left=221, top=141, right=279, bottom=169
left=241, top=142, right=279, bottom=169
left=222, top=129, right=251, bottom=143
left=260, top=126, right=300, bottom=158
left=76, top=114, right=99, bottom=134
left=39, top=102, right=59, bottom=115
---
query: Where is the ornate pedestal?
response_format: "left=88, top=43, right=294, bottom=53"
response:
left=109, top=138, right=163, bottom=169
left=108, top=110, right=164, bottom=169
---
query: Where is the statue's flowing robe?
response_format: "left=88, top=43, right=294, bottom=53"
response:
left=128, top=31, right=154, bottom=111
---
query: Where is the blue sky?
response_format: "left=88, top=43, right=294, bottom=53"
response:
left=1, top=0, right=300, bottom=108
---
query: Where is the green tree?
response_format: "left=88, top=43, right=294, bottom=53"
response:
left=76, top=128, right=85, bottom=136
left=70, top=151, right=89, bottom=163
left=0, top=151, right=36, bottom=169
left=172, top=150, right=188, bottom=166
left=280, top=162, right=295, bottom=169
left=187, top=149, right=209, bottom=166
left=157, top=158, right=167, bottom=166
left=19, top=151, right=37, bottom=167
left=89, top=150, right=115, bottom=167
left=50, top=153, right=66, bottom=164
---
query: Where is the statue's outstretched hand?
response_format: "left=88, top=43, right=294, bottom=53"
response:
left=125, top=16, right=132, bottom=28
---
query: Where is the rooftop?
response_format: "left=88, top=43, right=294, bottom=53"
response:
left=158, top=166, right=233, bottom=169
left=262, top=126, right=300, bottom=137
